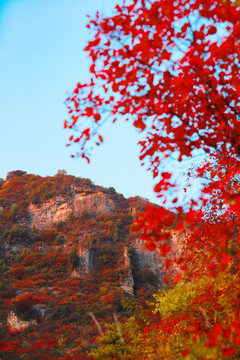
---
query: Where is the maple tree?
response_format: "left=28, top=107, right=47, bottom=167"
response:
left=90, top=273, right=240, bottom=359
left=65, top=0, right=240, bottom=357
left=65, top=0, right=240, bottom=172
left=65, top=0, right=240, bottom=266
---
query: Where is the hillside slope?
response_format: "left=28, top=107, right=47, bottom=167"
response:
left=0, top=170, right=180, bottom=359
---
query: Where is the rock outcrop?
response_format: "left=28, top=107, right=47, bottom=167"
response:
left=78, top=246, right=99, bottom=275
left=28, top=192, right=116, bottom=229
left=1, top=172, right=183, bottom=298
left=75, top=235, right=180, bottom=295
left=7, top=311, right=37, bottom=331
left=130, top=239, right=165, bottom=292
left=120, top=247, right=134, bottom=296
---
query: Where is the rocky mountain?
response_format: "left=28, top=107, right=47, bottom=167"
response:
left=0, top=170, right=182, bottom=359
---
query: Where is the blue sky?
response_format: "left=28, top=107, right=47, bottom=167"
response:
left=0, top=0, right=192, bottom=204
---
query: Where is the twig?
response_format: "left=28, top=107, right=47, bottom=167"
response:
left=199, top=306, right=210, bottom=328
left=113, top=312, right=125, bottom=344
left=88, top=312, right=104, bottom=337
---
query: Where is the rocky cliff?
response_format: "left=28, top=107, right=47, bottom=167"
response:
left=0, top=171, right=183, bottom=301
left=0, top=169, right=186, bottom=360
left=28, top=191, right=116, bottom=230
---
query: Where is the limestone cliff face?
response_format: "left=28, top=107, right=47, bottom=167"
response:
left=130, top=238, right=165, bottom=292
left=130, top=231, right=184, bottom=292
left=76, top=243, right=135, bottom=295
left=28, top=192, right=116, bottom=229
left=77, top=246, right=99, bottom=275
left=25, top=185, right=183, bottom=295
left=74, top=233, right=182, bottom=295
left=120, top=247, right=134, bottom=296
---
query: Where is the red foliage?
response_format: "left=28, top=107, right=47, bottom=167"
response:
left=65, top=0, right=240, bottom=355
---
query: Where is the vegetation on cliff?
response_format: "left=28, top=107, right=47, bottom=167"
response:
left=0, top=170, right=165, bottom=359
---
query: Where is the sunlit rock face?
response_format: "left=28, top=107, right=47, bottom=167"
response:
left=28, top=192, right=116, bottom=229
left=7, top=311, right=36, bottom=331
left=120, top=247, right=134, bottom=296
left=26, top=182, right=183, bottom=295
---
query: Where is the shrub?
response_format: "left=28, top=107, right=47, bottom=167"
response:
left=8, top=204, right=19, bottom=219
left=67, top=251, right=78, bottom=268
left=56, top=221, right=65, bottom=230
left=6, top=170, right=27, bottom=181
left=55, top=234, right=66, bottom=245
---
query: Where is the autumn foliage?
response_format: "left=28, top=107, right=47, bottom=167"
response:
left=0, top=171, right=149, bottom=359
left=64, top=0, right=240, bottom=358
left=0, top=0, right=240, bottom=358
